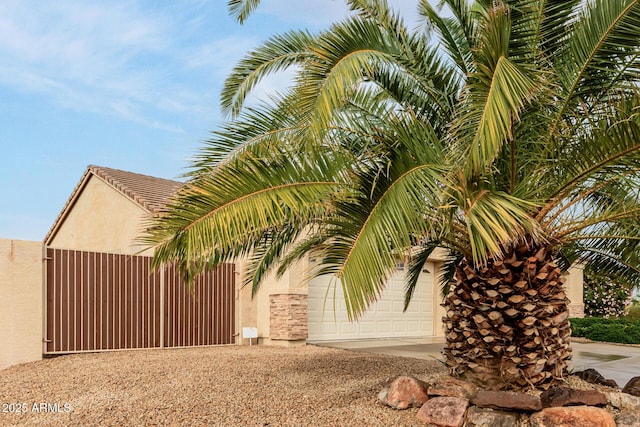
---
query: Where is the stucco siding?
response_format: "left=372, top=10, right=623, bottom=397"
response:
left=48, top=176, right=151, bottom=255
left=0, top=239, right=43, bottom=370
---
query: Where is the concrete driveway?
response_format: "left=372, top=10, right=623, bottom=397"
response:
left=315, top=337, right=640, bottom=388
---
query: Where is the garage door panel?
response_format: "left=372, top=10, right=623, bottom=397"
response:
left=308, top=264, right=434, bottom=341
left=376, top=301, right=392, bottom=312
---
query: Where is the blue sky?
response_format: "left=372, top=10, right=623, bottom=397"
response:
left=0, top=0, right=421, bottom=241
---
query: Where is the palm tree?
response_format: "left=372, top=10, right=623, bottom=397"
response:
left=145, top=0, right=640, bottom=390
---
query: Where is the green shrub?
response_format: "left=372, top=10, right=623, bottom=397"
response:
left=569, top=317, right=640, bottom=344
left=587, top=324, right=631, bottom=344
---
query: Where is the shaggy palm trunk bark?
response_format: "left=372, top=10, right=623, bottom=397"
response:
left=442, top=245, right=572, bottom=390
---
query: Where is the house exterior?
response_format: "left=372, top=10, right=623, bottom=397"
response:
left=45, top=165, right=182, bottom=255
left=43, top=165, right=585, bottom=347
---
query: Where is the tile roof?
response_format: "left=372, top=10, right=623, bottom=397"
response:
left=44, top=165, right=183, bottom=244
left=89, top=165, right=183, bottom=214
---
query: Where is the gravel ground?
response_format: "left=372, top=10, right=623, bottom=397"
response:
left=0, top=345, right=447, bottom=426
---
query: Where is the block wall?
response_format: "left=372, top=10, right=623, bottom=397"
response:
left=0, top=239, right=43, bottom=370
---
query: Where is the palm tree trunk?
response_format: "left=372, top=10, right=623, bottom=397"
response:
left=442, top=244, right=572, bottom=390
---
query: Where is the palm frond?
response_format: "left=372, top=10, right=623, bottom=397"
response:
left=221, top=30, right=316, bottom=118
left=545, top=0, right=640, bottom=147
left=418, top=0, right=473, bottom=75
left=454, top=4, right=538, bottom=176
left=227, top=0, right=261, bottom=24
left=404, top=242, right=439, bottom=311
left=144, top=145, right=345, bottom=279
left=458, top=187, right=542, bottom=263
left=537, top=92, right=640, bottom=220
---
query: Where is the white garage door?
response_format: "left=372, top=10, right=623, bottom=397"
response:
left=307, top=263, right=434, bottom=341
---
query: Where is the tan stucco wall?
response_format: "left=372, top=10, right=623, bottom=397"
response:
left=236, top=259, right=258, bottom=344
left=566, top=264, right=585, bottom=318
left=48, top=176, right=152, bottom=255
left=236, top=257, right=309, bottom=345
left=0, top=239, right=43, bottom=370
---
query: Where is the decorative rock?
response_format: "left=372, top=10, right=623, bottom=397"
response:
left=540, top=386, right=607, bottom=407
left=530, top=406, right=615, bottom=427
left=463, top=406, right=518, bottom=427
left=470, top=390, right=542, bottom=412
left=604, top=390, right=640, bottom=410
left=428, top=376, right=477, bottom=399
left=573, top=368, right=618, bottom=388
left=416, top=396, right=469, bottom=427
left=622, top=376, right=640, bottom=397
left=615, top=409, right=640, bottom=427
left=378, top=375, right=429, bottom=410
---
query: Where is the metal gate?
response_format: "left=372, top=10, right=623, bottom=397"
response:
left=44, top=248, right=235, bottom=354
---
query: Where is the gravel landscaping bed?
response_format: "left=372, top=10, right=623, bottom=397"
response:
left=0, top=345, right=447, bottom=426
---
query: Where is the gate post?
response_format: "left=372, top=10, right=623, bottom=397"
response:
left=159, top=265, right=165, bottom=348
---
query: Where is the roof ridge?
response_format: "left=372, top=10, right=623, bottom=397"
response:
left=88, top=164, right=182, bottom=185
left=88, top=165, right=183, bottom=213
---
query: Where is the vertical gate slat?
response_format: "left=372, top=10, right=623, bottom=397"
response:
left=206, top=271, right=212, bottom=345
left=222, top=266, right=226, bottom=345
left=74, top=250, right=82, bottom=351
left=56, top=249, right=63, bottom=352
left=82, top=252, right=95, bottom=350
left=227, top=265, right=231, bottom=344
left=60, top=249, right=69, bottom=352
left=165, top=267, right=172, bottom=348
left=218, top=266, right=223, bottom=344
left=224, top=265, right=230, bottom=344
left=133, top=255, right=139, bottom=348
left=122, top=254, right=128, bottom=349
left=154, top=267, right=161, bottom=347
left=111, top=254, right=117, bottom=350
left=126, top=254, right=131, bottom=348
left=152, top=267, right=158, bottom=347
left=98, top=253, right=105, bottom=350
left=215, top=267, right=220, bottom=344
left=45, top=248, right=55, bottom=353
left=137, top=256, right=144, bottom=348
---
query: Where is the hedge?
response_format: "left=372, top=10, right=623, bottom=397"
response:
left=570, top=317, right=640, bottom=344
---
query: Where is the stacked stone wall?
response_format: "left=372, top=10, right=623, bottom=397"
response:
left=270, top=294, right=308, bottom=341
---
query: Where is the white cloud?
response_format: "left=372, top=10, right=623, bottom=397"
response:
left=182, top=36, right=259, bottom=78
left=0, top=0, right=223, bottom=128
left=0, top=0, right=434, bottom=132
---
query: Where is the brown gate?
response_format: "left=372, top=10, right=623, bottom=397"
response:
left=44, top=248, right=235, bottom=354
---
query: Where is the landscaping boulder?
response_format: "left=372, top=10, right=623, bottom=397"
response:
left=463, top=406, right=518, bottom=427
left=470, top=390, right=542, bottom=412
left=615, top=409, right=640, bottom=427
left=540, top=386, right=607, bottom=407
left=530, top=406, right=615, bottom=427
left=416, top=396, right=468, bottom=427
left=428, top=376, right=477, bottom=399
left=622, top=376, right=640, bottom=397
left=378, top=375, right=429, bottom=410
left=573, top=368, right=618, bottom=388
left=604, top=390, right=640, bottom=410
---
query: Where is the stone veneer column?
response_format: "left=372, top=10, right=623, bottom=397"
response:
left=269, top=294, right=308, bottom=342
